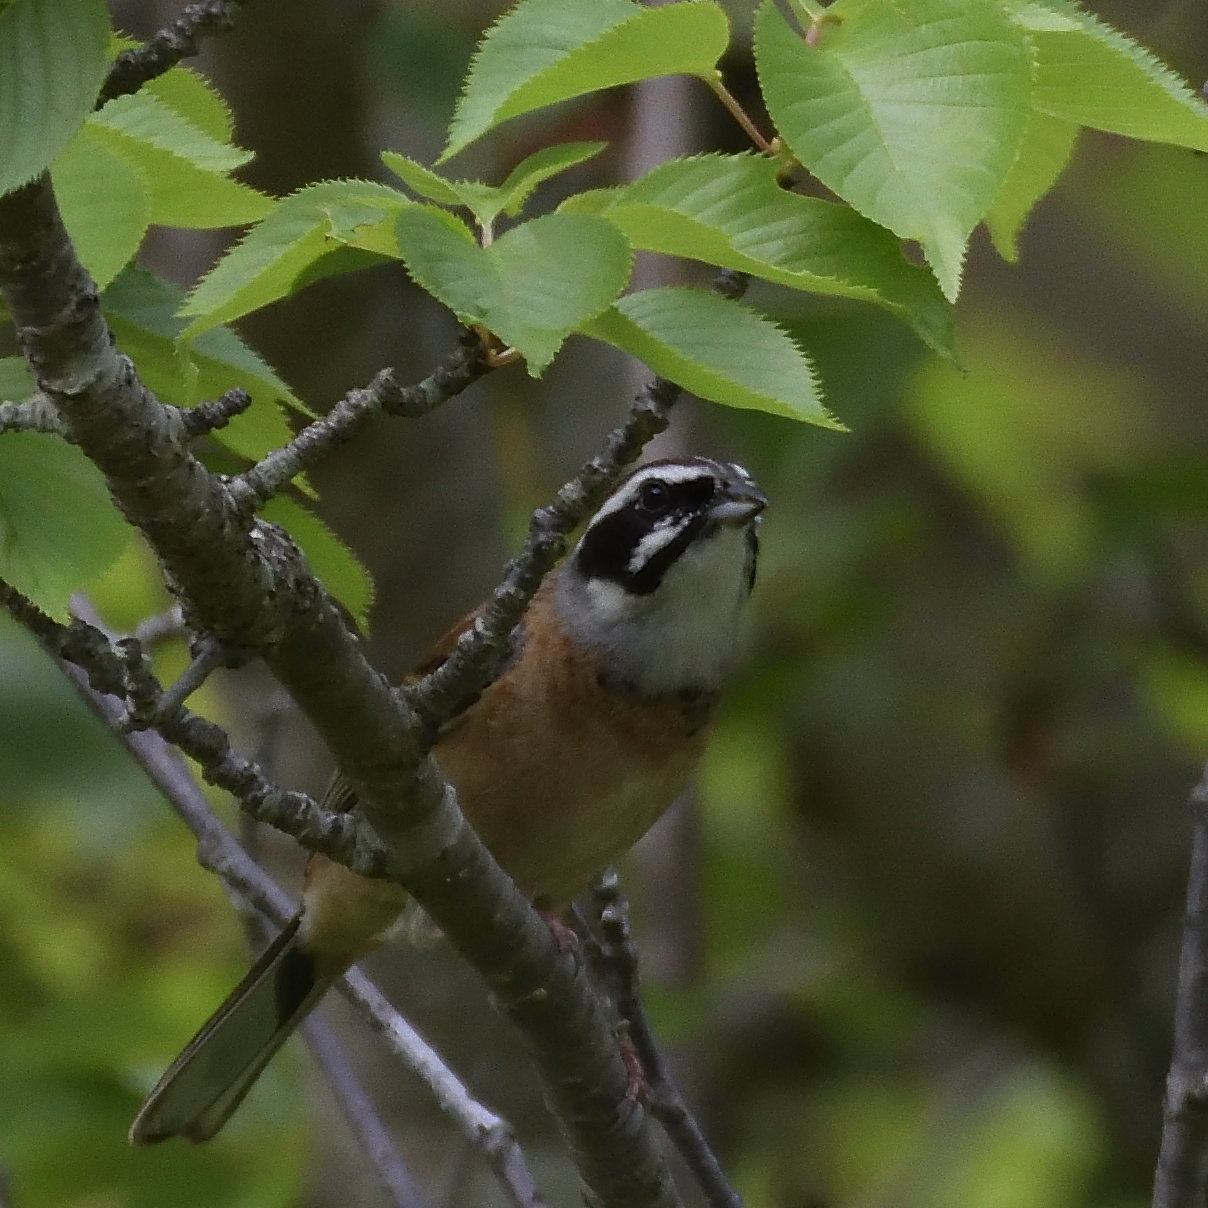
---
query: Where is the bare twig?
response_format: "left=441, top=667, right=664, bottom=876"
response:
left=1153, top=764, right=1208, bottom=1207
left=228, top=335, right=490, bottom=514
left=180, top=389, right=253, bottom=438
left=98, top=0, right=251, bottom=106
left=301, top=1016, right=434, bottom=1208
left=40, top=631, right=546, bottom=1208
left=592, top=872, right=744, bottom=1208
left=132, top=604, right=187, bottom=647
left=0, top=393, right=63, bottom=434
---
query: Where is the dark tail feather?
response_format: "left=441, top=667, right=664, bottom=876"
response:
left=129, top=916, right=335, bottom=1144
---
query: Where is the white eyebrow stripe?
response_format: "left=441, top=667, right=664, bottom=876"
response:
left=587, top=461, right=719, bottom=526
left=626, top=514, right=690, bottom=574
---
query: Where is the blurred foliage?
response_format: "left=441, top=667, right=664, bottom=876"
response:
left=4, top=2, right=1208, bottom=1208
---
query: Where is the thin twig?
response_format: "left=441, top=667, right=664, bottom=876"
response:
left=132, top=604, right=187, bottom=647
left=0, top=393, right=64, bottom=434
left=180, top=389, right=253, bottom=437
left=39, top=630, right=546, bottom=1208
left=98, top=0, right=251, bottom=106
left=227, top=334, right=490, bottom=514
left=592, top=872, right=744, bottom=1208
left=1153, top=764, right=1208, bottom=1207
left=301, top=1016, right=434, bottom=1208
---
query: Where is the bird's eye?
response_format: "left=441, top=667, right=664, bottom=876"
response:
left=638, top=479, right=670, bottom=514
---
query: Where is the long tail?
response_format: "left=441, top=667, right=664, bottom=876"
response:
left=129, top=916, right=335, bottom=1144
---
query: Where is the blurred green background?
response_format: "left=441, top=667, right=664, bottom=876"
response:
left=5, top=0, right=1208, bottom=1205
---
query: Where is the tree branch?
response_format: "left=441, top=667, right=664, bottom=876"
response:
left=591, top=873, right=744, bottom=1208
left=1153, top=764, right=1208, bottom=1207
left=227, top=334, right=490, bottom=514
left=0, top=392, right=63, bottom=434
left=0, top=174, right=681, bottom=1208
left=98, top=0, right=251, bottom=106
left=40, top=631, right=545, bottom=1208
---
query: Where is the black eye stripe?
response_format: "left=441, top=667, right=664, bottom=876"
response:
left=575, top=473, right=718, bottom=594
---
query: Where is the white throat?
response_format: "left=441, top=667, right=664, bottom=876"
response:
left=556, top=524, right=753, bottom=696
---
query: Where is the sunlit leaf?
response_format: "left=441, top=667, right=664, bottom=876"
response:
left=1006, top=0, right=1208, bottom=149
left=0, top=432, right=130, bottom=619
left=51, top=126, right=150, bottom=287
left=756, top=0, right=1031, bottom=301
left=443, top=0, right=729, bottom=161
left=395, top=208, right=632, bottom=374
left=581, top=287, right=837, bottom=426
left=0, top=0, right=110, bottom=195
left=564, top=153, right=954, bottom=357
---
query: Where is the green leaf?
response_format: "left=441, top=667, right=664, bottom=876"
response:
left=181, top=181, right=407, bottom=338
left=144, top=64, right=235, bottom=143
left=384, top=141, right=607, bottom=229
left=381, top=151, right=504, bottom=226
left=563, top=153, right=954, bottom=358
left=51, top=126, right=149, bottom=288
left=580, top=287, right=838, bottom=426
left=92, top=91, right=250, bottom=174
left=0, top=357, right=35, bottom=402
left=88, top=91, right=271, bottom=229
left=102, top=269, right=305, bottom=469
left=498, top=141, right=607, bottom=215
left=261, top=497, right=374, bottom=632
left=1006, top=0, right=1208, bottom=150
left=755, top=0, right=1032, bottom=301
left=395, top=209, right=632, bottom=374
left=984, top=110, right=1079, bottom=261
left=0, top=432, right=131, bottom=619
left=442, top=0, right=730, bottom=161
left=0, top=0, right=110, bottom=195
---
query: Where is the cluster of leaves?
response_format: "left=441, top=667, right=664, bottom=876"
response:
left=1, top=0, right=1207, bottom=642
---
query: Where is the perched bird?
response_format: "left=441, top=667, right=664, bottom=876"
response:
left=129, top=456, right=767, bottom=1144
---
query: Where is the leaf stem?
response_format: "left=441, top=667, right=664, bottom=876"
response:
left=706, top=73, right=774, bottom=155
left=788, top=0, right=827, bottom=22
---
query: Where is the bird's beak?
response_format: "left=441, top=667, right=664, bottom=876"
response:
left=709, top=480, right=768, bottom=527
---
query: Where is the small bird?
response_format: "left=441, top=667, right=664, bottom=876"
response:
left=129, top=455, right=766, bottom=1144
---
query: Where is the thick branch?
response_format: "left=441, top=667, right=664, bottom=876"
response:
left=0, top=175, right=679, bottom=1208
left=1154, top=765, right=1208, bottom=1207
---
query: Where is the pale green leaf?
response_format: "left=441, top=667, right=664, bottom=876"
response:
left=87, top=89, right=270, bottom=229
left=51, top=126, right=150, bottom=288
left=0, top=357, right=35, bottom=402
left=381, top=150, right=505, bottom=226
left=261, top=497, right=374, bottom=632
left=1007, top=0, right=1208, bottom=150
left=443, top=0, right=730, bottom=161
left=985, top=110, right=1079, bottom=261
left=395, top=209, right=632, bottom=374
left=92, top=91, right=250, bottom=173
left=580, top=287, right=838, bottom=426
left=0, top=0, right=110, bottom=194
left=103, top=269, right=305, bottom=470
left=181, top=181, right=406, bottom=337
left=564, top=153, right=954, bottom=357
left=755, top=0, right=1032, bottom=301
left=499, top=141, right=607, bottom=215
left=0, top=432, right=131, bottom=619
left=144, top=64, right=234, bottom=143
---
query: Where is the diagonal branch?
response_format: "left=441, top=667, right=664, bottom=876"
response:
left=0, top=174, right=681, bottom=1208
left=98, top=0, right=252, bottom=106
left=1153, top=764, right=1208, bottom=1208
left=42, top=632, right=544, bottom=1208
